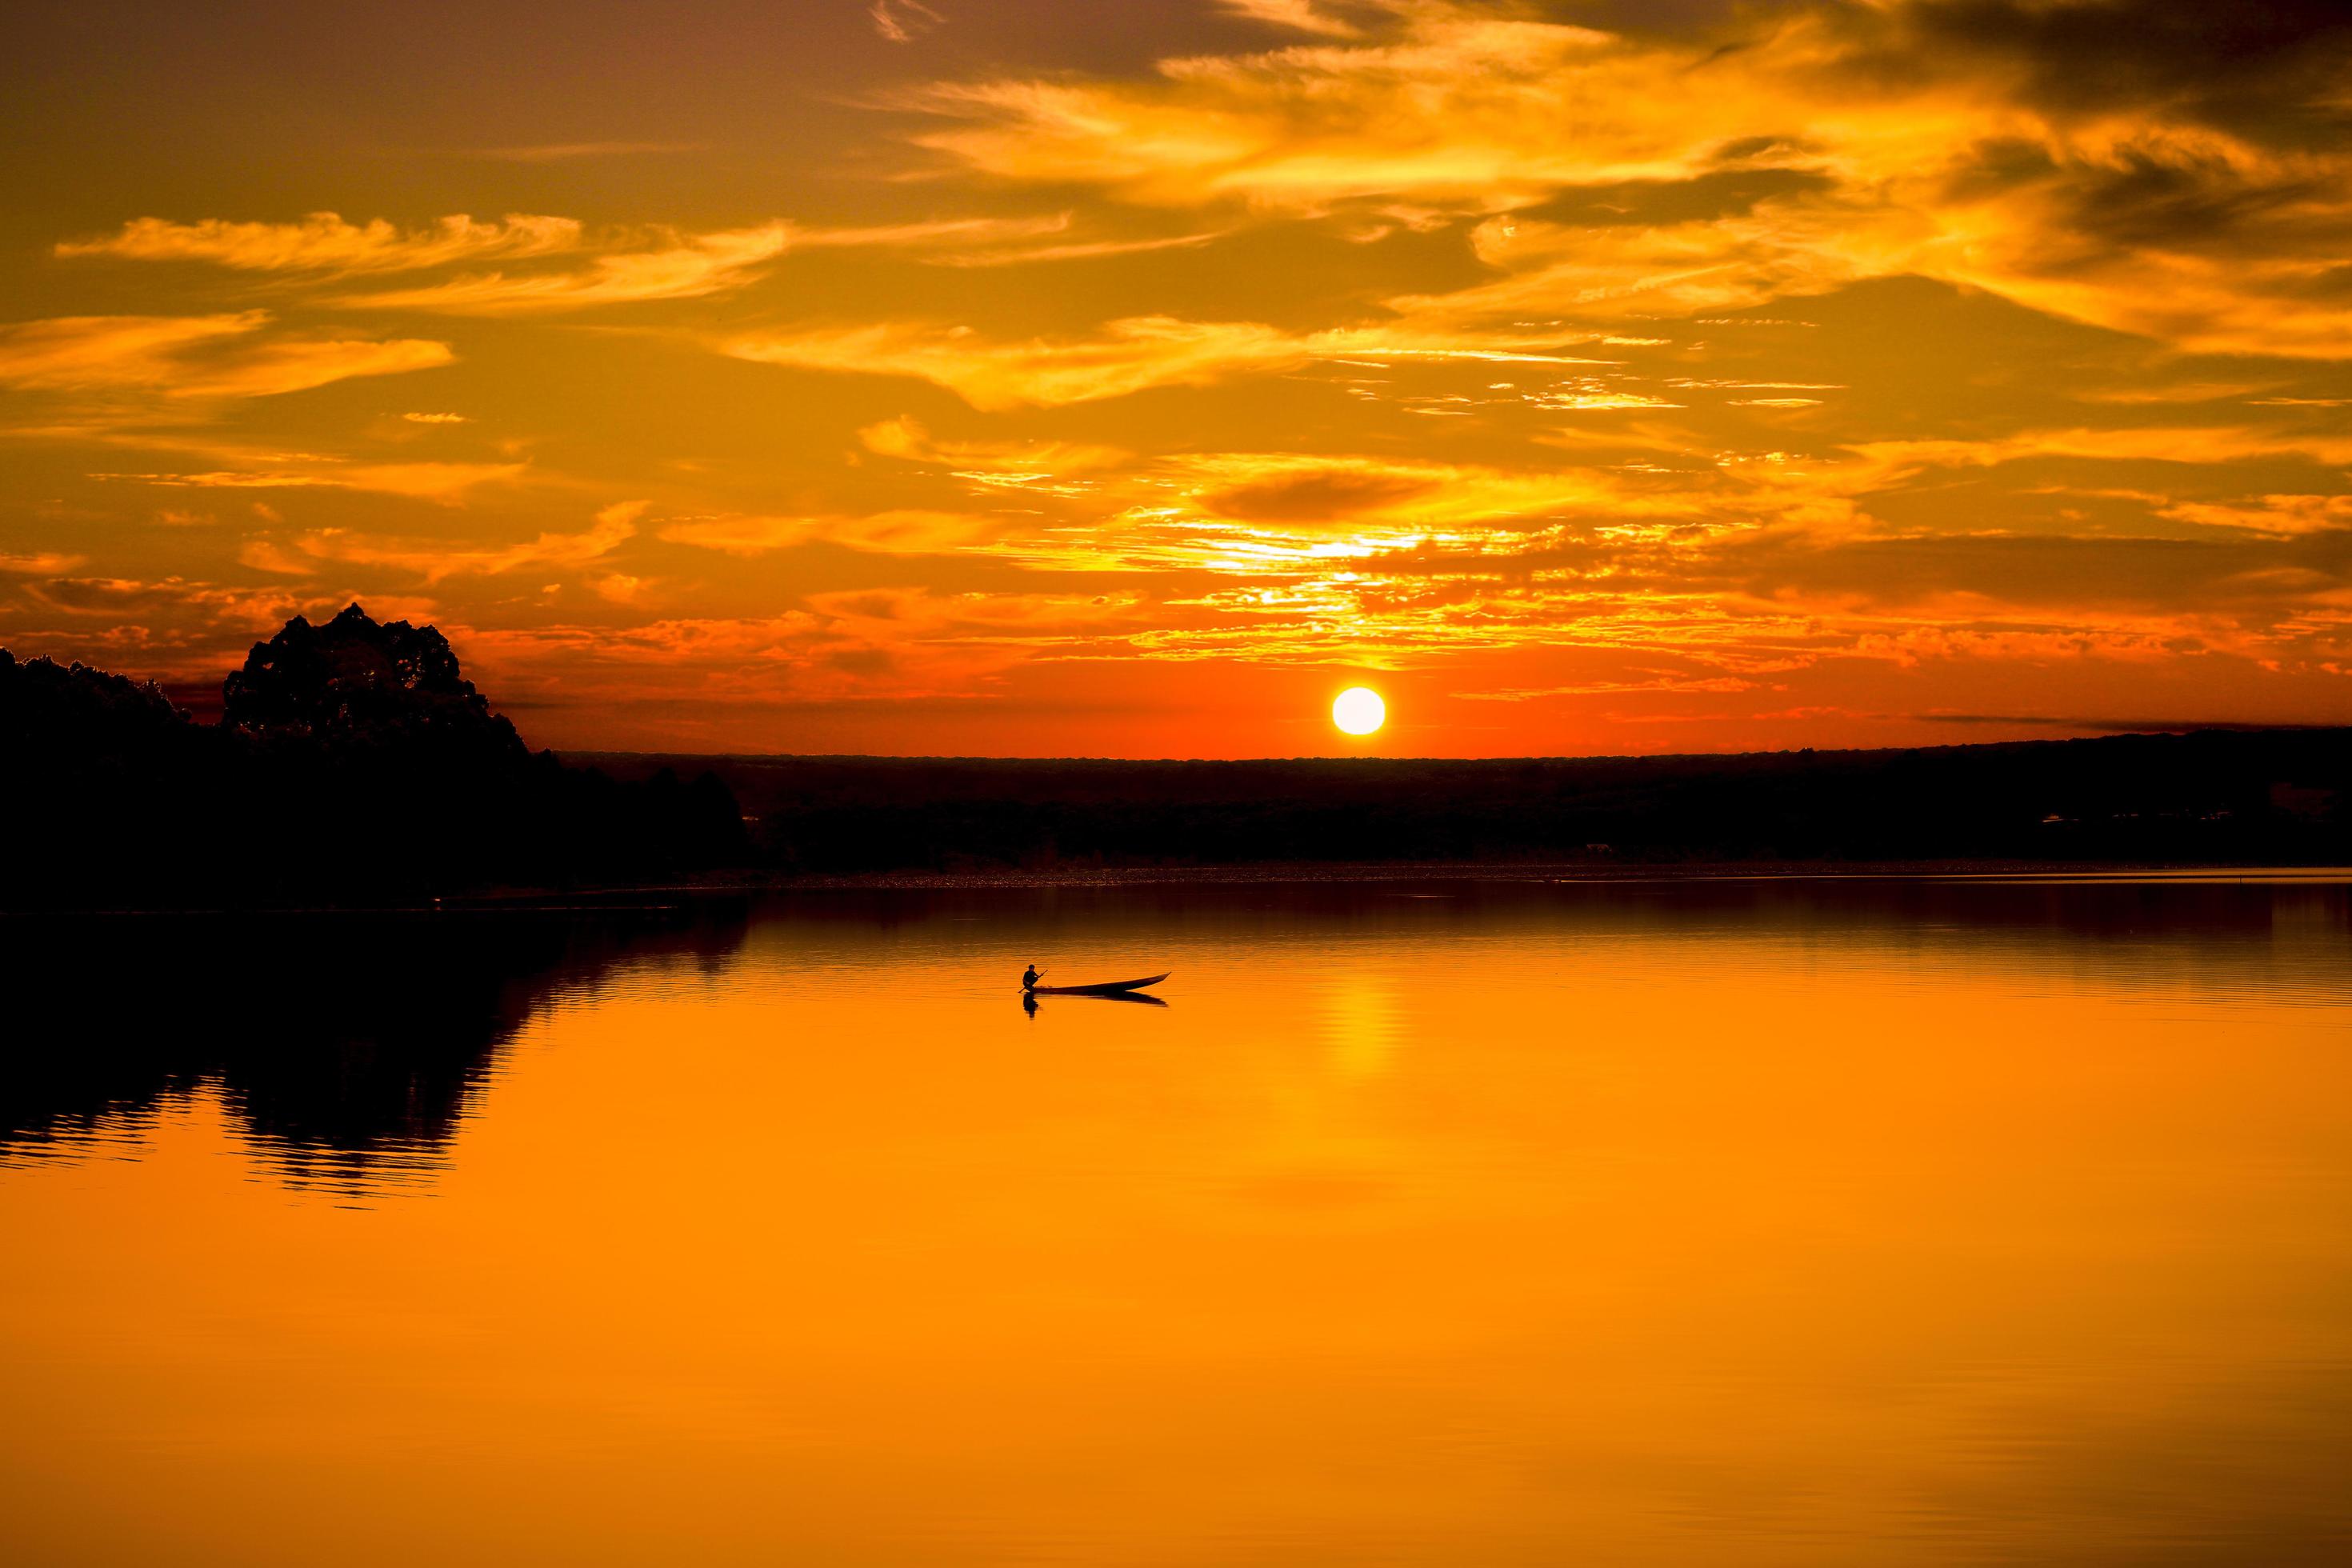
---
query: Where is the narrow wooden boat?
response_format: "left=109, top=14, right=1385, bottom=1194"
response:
left=1026, top=971, right=1169, bottom=996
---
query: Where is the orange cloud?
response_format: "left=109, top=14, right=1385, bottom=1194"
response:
left=446, top=586, right=1134, bottom=714
left=168, top=337, right=455, bottom=398
left=857, top=414, right=1130, bottom=493
left=340, top=224, right=794, bottom=314
left=322, top=213, right=1115, bottom=314
left=725, top=317, right=1606, bottom=408
left=57, top=213, right=581, bottom=273
left=0, top=551, right=89, bottom=575
left=869, top=0, right=942, bottom=46
left=464, top=142, right=704, bottom=163
left=1460, top=674, right=1763, bottom=702
left=2159, top=496, right=2352, bottom=536
left=1218, top=0, right=1361, bottom=39
left=236, top=539, right=316, bottom=577
left=0, top=313, right=450, bottom=399
left=94, top=461, right=525, bottom=502
left=657, top=508, right=999, bottom=555
left=276, top=501, right=640, bottom=582
left=0, top=314, right=259, bottom=390
left=898, top=2, right=2352, bottom=358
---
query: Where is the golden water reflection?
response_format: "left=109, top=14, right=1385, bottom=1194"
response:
left=3, top=878, right=2350, bottom=1564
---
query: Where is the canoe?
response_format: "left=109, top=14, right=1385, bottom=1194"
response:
left=1026, top=971, right=1169, bottom=996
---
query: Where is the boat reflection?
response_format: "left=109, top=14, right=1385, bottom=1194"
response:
left=1025, top=988, right=1170, bottom=1012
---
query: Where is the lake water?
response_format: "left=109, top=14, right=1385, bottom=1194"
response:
left=4, top=875, right=2350, bottom=1565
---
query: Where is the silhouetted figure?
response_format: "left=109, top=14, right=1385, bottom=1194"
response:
left=1022, top=964, right=1042, bottom=990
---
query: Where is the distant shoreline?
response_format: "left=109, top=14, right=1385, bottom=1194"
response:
left=553, top=858, right=2352, bottom=897
left=11, top=649, right=2346, bottom=910
left=18, top=860, right=2346, bottom=921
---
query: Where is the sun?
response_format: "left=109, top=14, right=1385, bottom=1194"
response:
left=1331, top=686, right=1386, bottom=736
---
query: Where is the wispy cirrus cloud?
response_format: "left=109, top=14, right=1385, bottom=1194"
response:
left=57, top=213, right=581, bottom=274
left=894, top=1, right=2352, bottom=358
left=869, top=0, right=943, bottom=46
left=459, top=142, right=705, bottom=162
left=257, top=500, right=642, bottom=582
left=0, top=314, right=262, bottom=390
left=723, top=316, right=1607, bottom=408
left=0, top=313, right=451, bottom=398
left=53, top=209, right=1193, bottom=320
left=1460, top=674, right=1764, bottom=702
left=93, top=460, right=524, bottom=503
left=448, top=583, right=1142, bottom=715
left=0, top=550, right=89, bottom=576
left=780, top=211, right=1222, bottom=268
left=658, top=507, right=1000, bottom=555
left=162, top=337, right=456, bottom=398
left=1217, top=0, right=1362, bottom=40
left=335, top=223, right=794, bottom=314
left=914, top=226, right=1229, bottom=267
left=234, top=540, right=315, bottom=577
left=726, top=316, right=1300, bottom=408
left=898, top=12, right=1708, bottom=206
left=858, top=414, right=1130, bottom=494
left=2158, top=494, right=2352, bottom=536
left=330, top=214, right=1111, bottom=314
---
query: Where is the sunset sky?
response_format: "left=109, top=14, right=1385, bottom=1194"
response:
left=5, top=0, right=2350, bottom=755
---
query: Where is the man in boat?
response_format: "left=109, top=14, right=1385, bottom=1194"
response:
left=1022, top=963, right=1041, bottom=990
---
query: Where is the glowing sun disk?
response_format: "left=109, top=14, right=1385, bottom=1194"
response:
left=1333, top=686, right=1386, bottom=735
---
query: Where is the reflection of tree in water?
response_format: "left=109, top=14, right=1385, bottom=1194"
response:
left=1, top=901, right=749, bottom=1196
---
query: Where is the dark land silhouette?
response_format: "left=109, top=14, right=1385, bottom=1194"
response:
left=2, top=604, right=746, bottom=907
left=583, top=730, right=2351, bottom=874
left=6, top=607, right=2349, bottom=910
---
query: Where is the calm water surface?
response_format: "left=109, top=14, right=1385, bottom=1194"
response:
left=4, top=876, right=2350, bottom=1565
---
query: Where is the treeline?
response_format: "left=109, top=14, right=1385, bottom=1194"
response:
left=583, top=730, right=2352, bottom=873
left=2, top=605, right=746, bottom=907
left=13, top=606, right=2348, bottom=904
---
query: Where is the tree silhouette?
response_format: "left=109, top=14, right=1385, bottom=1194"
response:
left=2, top=606, right=746, bottom=907
left=222, top=602, right=534, bottom=766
